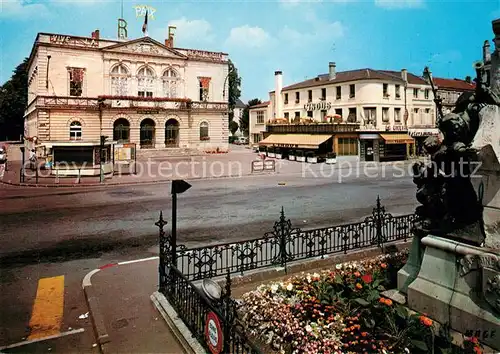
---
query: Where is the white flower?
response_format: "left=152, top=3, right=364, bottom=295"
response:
left=305, top=325, right=313, bottom=333
left=312, top=272, right=320, bottom=279
left=335, top=264, right=342, bottom=270
left=270, top=284, right=279, bottom=293
left=286, top=283, right=293, bottom=291
left=404, top=348, right=410, bottom=353
left=306, top=275, right=312, bottom=283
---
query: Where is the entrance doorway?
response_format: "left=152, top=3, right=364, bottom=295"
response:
left=365, top=141, right=374, bottom=161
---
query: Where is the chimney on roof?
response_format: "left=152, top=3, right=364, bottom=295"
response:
left=329, top=62, right=336, bottom=80
left=483, top=40, right=491, bottom=64
left=401, top=69, right=408, bottom=83
left=91, top=29, right=100, bottom=40
left=165, top=26, right=176, bottom=48
left=274, top=71, right=283, bottom=119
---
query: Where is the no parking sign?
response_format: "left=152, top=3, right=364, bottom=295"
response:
left=205, top=311, right=223, bottom=354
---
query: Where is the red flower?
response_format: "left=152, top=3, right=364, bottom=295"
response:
left=361, top=274, right=373, bottom=284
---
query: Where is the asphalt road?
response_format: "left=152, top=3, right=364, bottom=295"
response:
left=0, top=166, right=417, bottom=266
left=0, top=167, right=418, bottom=351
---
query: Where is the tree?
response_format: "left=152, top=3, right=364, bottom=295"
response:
left=0, top=57, right=28, bottom=141
left=227, top=59, right=241, bottom=122
left=465, top=76, right=472, bottom=84
left=240, top=98, right=261, bottom=137
left=229, top=120, right=239, bottom=136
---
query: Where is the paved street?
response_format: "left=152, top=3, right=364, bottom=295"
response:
left=0, top=167, right=418, bottom=351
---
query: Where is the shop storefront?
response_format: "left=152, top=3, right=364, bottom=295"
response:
left=40, top=141, right=114, bottom=176
left=359, top=133, right=415, bottom=162
left=408, top=128, right=440, bottom=156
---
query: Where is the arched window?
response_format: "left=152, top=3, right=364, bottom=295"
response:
left=140, top=118, right=156, bottom=148
left=110, top=65, right=129, bottom=96
left=137, top=67, right=155, bottom=97
left=113, top=118, right=130, bottom=142
left=162, top=69, right=179, bottom=98
left=165, top=119, right=179, bottom=147
left=199, top=121, right=209, bottom=141
left=69, top=121, right=82, bottom=140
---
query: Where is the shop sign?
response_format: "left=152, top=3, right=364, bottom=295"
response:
left=274, top=143, right=299, bottom=148
left=408, top=129, right=440, bottom=137
left=304, top=102, right=332, bottom=111
left=391, top=125, right=406, bottom=132
left=205, top=311, right=223, bottom=354
left=137, top=110, right=159, bottom=114
left=50, top=35, right=98, bottom=48
left=359, top=134, right=380, bottom=140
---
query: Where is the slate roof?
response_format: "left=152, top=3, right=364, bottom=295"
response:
left=234, top=98, right=246, bottom=108
left=249, top=101, right=270, bottom=109
left=433, top=77, right=476, bottom=91
left=271, top=68, right=428, bottom=93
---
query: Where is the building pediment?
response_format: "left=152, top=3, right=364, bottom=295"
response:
left=102, top=37, right=187, bottom=59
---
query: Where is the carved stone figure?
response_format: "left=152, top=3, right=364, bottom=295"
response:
left=412, top=44, right=500, bottom=246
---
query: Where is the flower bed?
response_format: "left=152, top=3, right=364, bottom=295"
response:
left=238, top=251, right=484, bottom=354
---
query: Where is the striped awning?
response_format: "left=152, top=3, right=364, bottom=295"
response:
left=259, top=134, right=332, bottom=149
left=379, top=133, right=414, bottom=144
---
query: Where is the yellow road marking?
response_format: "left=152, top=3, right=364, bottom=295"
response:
left=28, top=275, right=65, bottom=340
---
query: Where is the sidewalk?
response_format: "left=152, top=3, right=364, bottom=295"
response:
left=82, top=243, right=411, bottom=354
left=83, top=258, right=185, bottom=354
left=1, top=153, right=425, bottom=188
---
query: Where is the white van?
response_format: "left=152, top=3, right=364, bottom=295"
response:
left=236, top=137, right=248, bottom=145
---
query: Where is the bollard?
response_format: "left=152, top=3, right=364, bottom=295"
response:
left=35, top=164, right=38, bottom=184
left=78, top=169, right=81, bottom=184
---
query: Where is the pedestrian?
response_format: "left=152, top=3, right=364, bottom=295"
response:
left=29, top=149, right=36, bottom=170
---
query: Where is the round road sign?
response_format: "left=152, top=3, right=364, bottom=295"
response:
left=205, top=311, right=223, bottom=354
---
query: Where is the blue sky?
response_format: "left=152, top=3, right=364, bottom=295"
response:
left=1, top=0, right=499, bottom=102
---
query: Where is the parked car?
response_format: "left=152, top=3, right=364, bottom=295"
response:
left=0, top=147, right=7, bottom=164
left=234, top=137, right=249, bottom=145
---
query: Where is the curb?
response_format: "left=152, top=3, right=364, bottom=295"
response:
left=0, top=159, right=420, bottom=188
left=81, top=257, right=159, bottom=352
left=151, top=292, right=205, bottom=354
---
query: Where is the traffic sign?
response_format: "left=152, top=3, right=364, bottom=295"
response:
left=205, top=311, right=223, bottom=354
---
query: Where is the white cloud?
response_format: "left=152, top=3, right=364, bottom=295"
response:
left=279, top=14, right=344, bottom=47
left=225, top=25, right=272, bottom=49
left=374, top=0, right=424, bottom=9
left=164, top=17, right=215, bottom=46
left=0, top=0, right=49, bottom=18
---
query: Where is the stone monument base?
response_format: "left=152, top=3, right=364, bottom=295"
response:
left=402, top=235, right=500, bottom=350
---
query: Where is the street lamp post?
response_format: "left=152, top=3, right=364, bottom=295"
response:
left=98, top=98, right=105, bottom=183
left=171, top=179, right=192, bottom=267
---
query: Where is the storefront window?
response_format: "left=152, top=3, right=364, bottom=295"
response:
left=337, top=138, right=358, bottom=156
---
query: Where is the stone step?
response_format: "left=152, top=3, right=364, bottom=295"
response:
left=136, top=148, right=206, bottom=159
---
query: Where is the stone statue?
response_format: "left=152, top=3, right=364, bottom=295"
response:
left=412, top=18, right=500, bottom=247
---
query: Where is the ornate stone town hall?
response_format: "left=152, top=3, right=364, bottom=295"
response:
left=23, top=29, right=230, bottom=171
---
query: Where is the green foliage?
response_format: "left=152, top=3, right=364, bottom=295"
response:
left=227, top=59, right=241, bottom=122
left=239, top=98, right=261, bottom=137
left=229, top=120, right=239, bottom=135
left=0, top=57, right=29, bottom=140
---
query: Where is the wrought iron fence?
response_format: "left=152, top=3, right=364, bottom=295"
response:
left=157, top=196, right=415, bottom=353
left=163, top=265, right=262, bottom=353
left=161, top=196, right=415, bottom=282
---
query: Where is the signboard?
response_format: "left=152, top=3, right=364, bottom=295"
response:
left=50, top=35, right=98, bottom=48
left=186, top=49, right=224, bottom=62
left=114, top=143, right=136, bottom=162
left=205, top=311, right=223, bottom=354
left=391, top=125, right=406, bottom=132
left=304, top=102, right=332, bottom=111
